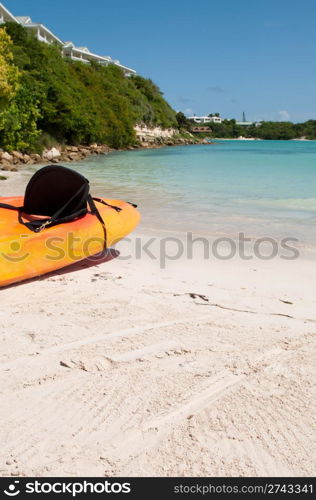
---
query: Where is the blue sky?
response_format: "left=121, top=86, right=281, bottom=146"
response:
left=6, top=0, right=316, bottom=122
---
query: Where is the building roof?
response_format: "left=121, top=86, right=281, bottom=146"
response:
left=16, top=16, right=32, bottom=24
left=63, top=43, right=112, bottom=62
left=189, top=116, right=211, bottom=119
left=22, top=22, right=64, bottom=45
left=0, top=2, right=17, bottom=22
left=115, top=63, right=136, bottom=74
left=191, top=126, right=212, bottom=132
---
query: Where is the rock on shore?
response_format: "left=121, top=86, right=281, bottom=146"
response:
left=0, top=144, right=114, bottom=172
left=134, top=124, right=200, bottom=147
left=0, top=131, right=210, bottom=173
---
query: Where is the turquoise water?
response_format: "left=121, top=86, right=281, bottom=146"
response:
left=72, top=140, right=316, bottom=246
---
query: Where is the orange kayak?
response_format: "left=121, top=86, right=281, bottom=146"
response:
left=0, top=196, right=140, bottom=288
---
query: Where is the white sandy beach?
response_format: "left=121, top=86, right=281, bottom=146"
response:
left=0, top=171, right=315, bottom=477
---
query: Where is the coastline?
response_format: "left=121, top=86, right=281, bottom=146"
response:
left=212, top=137, right=316, bottom=141
left=2, top=145, right=316, bottom=254
left=0, top=136, right=209, bottom=174
left=2, top=166, right=316, bottom=255
left=2, top=136, right=315, bottom=175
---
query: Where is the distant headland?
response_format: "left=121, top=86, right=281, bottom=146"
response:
left=178, top=112, right=316, bottom=141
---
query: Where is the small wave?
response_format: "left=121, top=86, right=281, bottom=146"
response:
left=235, top=198, right=316, bottom=211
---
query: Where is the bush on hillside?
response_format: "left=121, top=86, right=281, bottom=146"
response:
left=0, top=23, right=177, bottom=151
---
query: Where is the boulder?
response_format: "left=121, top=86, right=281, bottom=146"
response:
left=43, top=147, right=61, bottom=161
left=60, top=154, right=70, bottom=161
left=1, top=159, right=12, bottom=167
left=12, top=151, right=24, bottom=161
left=22, top=154, right=31, bottom=163
left=1, top=152, right=13, bottom=162
left=30, top=154, right=42, bottom=163
left=67, top=152, right=81, bottom=161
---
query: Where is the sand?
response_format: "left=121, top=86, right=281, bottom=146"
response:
left=0, top=173, right=315, bottom=477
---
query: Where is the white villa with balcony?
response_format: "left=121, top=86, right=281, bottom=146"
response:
left=0, top=2, right=136, bottom=76
left=63, top=42, right=111, bottom=65
left=62, top=41, right=135, bottom=74
left=189, top=115, right=223, bottom=124
left=0, top=2, right=16, bottom=23
left=15, top=16, right=64, bottom=46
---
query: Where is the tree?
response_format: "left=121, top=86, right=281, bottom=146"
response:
left=0, top=82, right=41, bottom=151
left=176, top=112, right=191, bottom=129
left=0, top=27, right=41, bottom=151
left=0, top=27, right=20, bottom=105
left=255, top=121, right=296, bottom=140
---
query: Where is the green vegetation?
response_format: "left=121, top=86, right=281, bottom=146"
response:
left=176, top=112, right=192, bottom=129
left=202, top=120, right=240, bottom=139
left=190, top=119, right=316, bottom=140
left=0, top=23, right=178, bottom=152
left=1, top=23, right=315, bottom=153
left=241, top=121, right=297, bottom=140
left=0, top=28, right=20, bottom=103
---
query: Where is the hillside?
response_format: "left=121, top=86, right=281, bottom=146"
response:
left=0, top=23, right=178, bottom=152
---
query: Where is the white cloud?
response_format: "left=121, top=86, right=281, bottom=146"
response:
left=184, top=108, right=194, bottom=116
left=278, top=110, right=291, bottom=121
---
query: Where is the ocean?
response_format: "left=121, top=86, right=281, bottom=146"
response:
left=71, top=140, right=316, bottom=248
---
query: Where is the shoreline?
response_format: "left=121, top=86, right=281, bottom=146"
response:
left=0, top=137, right=210, bottom=174
left=2, top=156, right=316, bottom=255
left=2, top=136, right=315, bottom=174
left=212, top=137, right=316, bottom=141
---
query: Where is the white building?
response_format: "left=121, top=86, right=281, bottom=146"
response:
left=189, top=115, right=223, bottom=124
left=62, top=42, right=135, bottom=74
left=16, top=16, right=64, bottom=46
left=0, top=2, right=16, bottom=23
left=236, top=121, right=254, bottom=126
left=63, top=42, right=112, bottom=65
left=0, top=2, right=136, bottom=76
